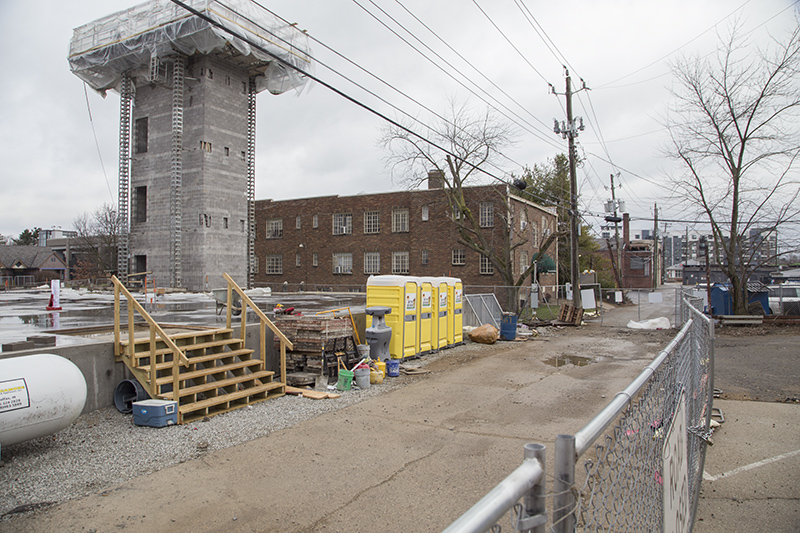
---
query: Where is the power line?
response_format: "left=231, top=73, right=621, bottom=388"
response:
left=169, top=0, right=559, bottom=206
left=350, top=0, right=563, bottom=151
left=470, top=0, right=551, bottom=85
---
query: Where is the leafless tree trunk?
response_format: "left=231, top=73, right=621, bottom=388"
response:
left=666, top=22, right=800, bottom=314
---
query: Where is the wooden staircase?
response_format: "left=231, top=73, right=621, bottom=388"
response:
left=112, top=273, right=293, bottom=424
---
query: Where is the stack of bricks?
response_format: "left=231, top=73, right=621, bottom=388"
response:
left=274, top=315, right=353, bottom=373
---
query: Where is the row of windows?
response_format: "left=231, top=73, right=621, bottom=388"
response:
left=261, top=250, right=495, bottom=275
left=264, top=203, right=496, bottom=239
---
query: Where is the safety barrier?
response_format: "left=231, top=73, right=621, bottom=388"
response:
left=443, top=297, right=714, bottom=531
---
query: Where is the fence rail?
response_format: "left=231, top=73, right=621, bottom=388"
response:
left=443, top=297, right=714, bottom=532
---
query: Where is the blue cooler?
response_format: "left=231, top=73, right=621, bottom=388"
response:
left=133, top=399, right=178, bottom=427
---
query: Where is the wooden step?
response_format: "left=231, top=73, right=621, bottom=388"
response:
left=157, top=370, right=275, bottom=399
left=154, top=359, right=263, bottom=386
left=131, top=337, right=245, bottom=361
left=139, top=348, right=256, bottom=373
left=120, top=328, right=235, bottom=349
left=179, top=381, right=285, bottom=423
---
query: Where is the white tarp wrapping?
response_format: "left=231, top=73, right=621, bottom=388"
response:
left=68, top=0, right=312, bottom=95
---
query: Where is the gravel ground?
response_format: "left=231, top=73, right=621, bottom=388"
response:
left=0, top=341, right=503, bottom=520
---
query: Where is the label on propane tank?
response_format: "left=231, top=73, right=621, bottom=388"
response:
left=0, top=378, right=30, bottom=413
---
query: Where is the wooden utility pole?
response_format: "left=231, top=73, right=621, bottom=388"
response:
left=553, top=69, right=586, bottom=309
left=653, top=203, right=659, bottom=289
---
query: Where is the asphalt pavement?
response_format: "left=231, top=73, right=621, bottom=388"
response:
left=3, top=284, right=798, bottom=532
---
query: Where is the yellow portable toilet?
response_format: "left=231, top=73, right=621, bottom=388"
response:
left=366, top=275, right=419, bottom=360
left=417, top=277, right=433, bottom=354
left=421, top=276, right=448, bottom=350
left=443, top=277, right=463, bottom=346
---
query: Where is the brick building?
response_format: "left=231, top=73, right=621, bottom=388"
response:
left=254, top=183, right=558, bottom=303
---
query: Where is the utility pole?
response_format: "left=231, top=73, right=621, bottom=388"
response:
left=605, top=173, right=623, bottom=288
left=653, top=203, right=659, bottom=290
left=553, top=69, right=586, bottom=309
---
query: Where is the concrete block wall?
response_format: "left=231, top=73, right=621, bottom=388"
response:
left=130, top=54, right=251, bottom=292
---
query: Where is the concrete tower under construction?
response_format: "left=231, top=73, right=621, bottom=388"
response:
left=69, top=0, right=311, bottom=290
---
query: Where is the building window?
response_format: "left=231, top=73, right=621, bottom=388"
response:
left=296, top=253, right=301, bottom=267
left=200, top=141, right=212, bottom=153
left=295, top=216, right=301, bottom=230
left=134, top=255, right=146, bottom=274
left=452, top=249, right=465, bottom=266
left=224, top=147, right=230, bottom=156
left=199, top=214, right=211, bottom=227
left=421, top=249, right=429, bottom=266
left=480, top=255, right=494, bottom=275
left=451, top=203, right=463, bottom=220
left=312, top=214, right=319, bottom=228
left=332, top=213, right=353, bottom=235
left=266, top=254, right=282, bottom=275
left=134, top=186, right=147, bottom=223
left=241, top=151, right=246, bottom=161
left=421, top=206, right=429, bottom=221
left=364, top=252, right=380, bottom=274
left=392, top=251, right=409, bottom=274
left=252, top=256, right=259, bottom=274
left=266, top=219, right=283, bottom=239
left=225, top=75, right=231, bottom=86
left=480, top=202, right=494, bottom=227
left=134, top=117, right=148, bottom=154
left=240, top=219, right=246, bottom=233
left=531, top=226, right=539, bottom=247
left=520, top=210, right=528, bottom=231
left=392, top=208, right=409, bottom=233
left=364, top=210, right=380, bottom=234
left=312, top=253, right=318, bottom=267
left=520, top=251, right=528, bottom=275
left=332, top=252, right=353, bottom=274
left=223, top=217, right=229, bottom=229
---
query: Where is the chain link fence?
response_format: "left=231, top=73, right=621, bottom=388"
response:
left=444, top=296, right=714, bottom=532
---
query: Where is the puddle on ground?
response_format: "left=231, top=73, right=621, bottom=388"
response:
left=542, top=354, right=593, bottom=367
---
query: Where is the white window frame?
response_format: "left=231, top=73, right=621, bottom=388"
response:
left=452, top=249, right=465, bottom=266
left=332, top=252, right=353, bottom=274
left=266, top=254, right=282, bottom=275
left=421, top=205, right=429, bottom=221
left=364, top=252, right=380, bottom=274
left=312, top=214, right=319, bottom=228
left=312, top=253, right=318, bottom=267
left=364, top=210, right=380, bottom=234
left=332, top=213, right=353, bottom=235
left=392, top=208, right=409, bottom=233
left=479, top=202, right=494, bottom=228
left=520, top=251, right=528, bottom=275
left=266, top=219, right=282, bottom=239
left=392, top=251, right=409, bottom=274
left=421, top=249, right=429, bottom=266
left=480, top=254, right=494, bottom=275
left=295, top=216, right=301, bottom=230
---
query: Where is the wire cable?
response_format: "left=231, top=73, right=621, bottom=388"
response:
left=83, top=83, right=115, bottom=203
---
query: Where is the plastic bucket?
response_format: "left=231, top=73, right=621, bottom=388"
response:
left=386, top=358, right=400, bottom=377
left=353, top=367, right=371, bottom=389
left=500, top=313, right=517, bottom=341
left=114, top=379, right=149, bottom=413
left=336, top=369, right=354, bottom=391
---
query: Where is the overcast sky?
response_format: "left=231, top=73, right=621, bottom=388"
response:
left=0, top=0, right=796, bottom=241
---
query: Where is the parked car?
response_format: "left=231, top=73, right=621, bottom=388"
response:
left=768, top=284, right=800, bottom=315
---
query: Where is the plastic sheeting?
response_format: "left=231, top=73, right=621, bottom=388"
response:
left=68, top=0, right=312, bottom=95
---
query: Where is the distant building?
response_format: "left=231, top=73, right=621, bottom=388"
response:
left=254, top=183, right=558, bottom=309
left=0, top=245, right=68, bottom=286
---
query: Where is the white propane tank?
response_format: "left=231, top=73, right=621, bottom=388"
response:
left=0, top=353, right=87, bottom=450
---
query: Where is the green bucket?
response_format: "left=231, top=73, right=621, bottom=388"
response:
left=336, top=369, right=354, bottom=391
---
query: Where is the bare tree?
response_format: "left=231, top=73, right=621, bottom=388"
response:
left=73, top=203, right=121, bottom=279
left=666, top=22, right=800, bottom=314
left=381, top=101, right=561, bottom=312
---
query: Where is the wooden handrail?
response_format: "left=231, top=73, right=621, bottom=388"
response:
left=112, top=276, right=190, bottom=369
left=222, top=273, right=294, bottom=350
